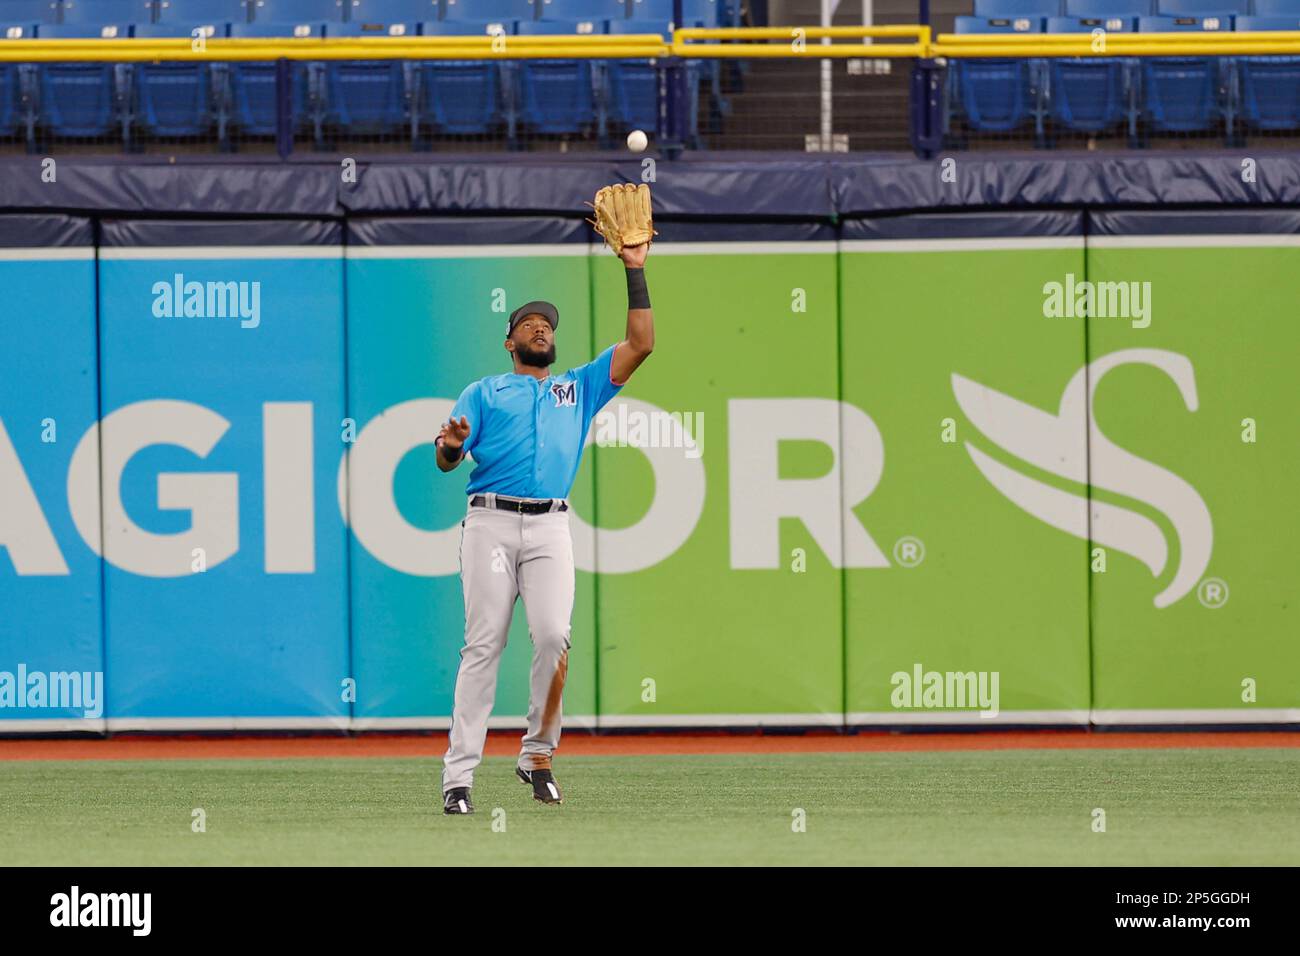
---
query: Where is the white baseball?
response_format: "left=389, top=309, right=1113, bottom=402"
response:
left=626, top=129, right=648, bottom=153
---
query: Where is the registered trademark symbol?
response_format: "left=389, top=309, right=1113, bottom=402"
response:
left=893, top=536, right=925, bottom=567
left=1197, top=577, right=1229, bottom=609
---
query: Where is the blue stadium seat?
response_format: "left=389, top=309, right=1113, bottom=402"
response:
left=956, top=13, right=1046, bottom=30
left=1154, top=0, right=1245, bottom=13
left=603, top=17, right=699, bottom=143
left=1043, top=18, right=1135, bottom=135
left=1046, top=12, right=1139, bottom=30
left=537, top=0, right=626, bottom=21
left=441, top=0, right=534, bottom=21
left=628, top=0, right=724, bottom=27
left=413, top=19, right=510, bottom=138
left=130, top=22, right=227, bottom=137
left=224, top=21, right=324, bottom=138
left=972, top=0, right=1061, bottom=14
left=1136, top=17, right=1231, bottom=135
left=156, top=0, right=250, bottom=22
left=1064, top=0, right=1150, bottom=14
left=0, top=1, right=59, bottom=24
left=1252, top=0, right=1300, bottom=14
left=0, top=22, right=38, bottom=144
left=514, top=18, right=597, bottom=134
left=348, top=0, right=439, bottom=20
left=247, top=0, right=346, bottom=22
left=948, top=16, right=1047, bottom=140
left=322, top=20, right=410, bottom=134
left=34, top=23, right=129, bottom=138
left=60, top=0, right=155, bottom=24
left=1234, top=16, right=1300, bottom=131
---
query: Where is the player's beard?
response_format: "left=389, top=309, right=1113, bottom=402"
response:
left=516, top=340, right=556, bottom=369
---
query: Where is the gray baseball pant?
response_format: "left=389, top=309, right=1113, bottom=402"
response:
left=442, top=494, right=575, bottom=793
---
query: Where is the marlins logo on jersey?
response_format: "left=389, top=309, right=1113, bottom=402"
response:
left=551, top=381, right=577, bottom=407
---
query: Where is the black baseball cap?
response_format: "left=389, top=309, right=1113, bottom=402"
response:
left=507, top=301, right=559, bottom=336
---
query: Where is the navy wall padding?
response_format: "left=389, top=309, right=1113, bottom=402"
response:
left=0, top=213, right=94, bottom=247
left=1, top=152, right=1300, bottom=220
left=98, top=217, right=342, bottom=246
left=1089, top=209, right=1300, bottom=235
left=347, top=215, right=589, bottom=246
left=843, top=211, right=1084, bottom=240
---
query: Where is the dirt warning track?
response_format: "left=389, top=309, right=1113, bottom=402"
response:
left=0, top=730, right=1297, bottom=762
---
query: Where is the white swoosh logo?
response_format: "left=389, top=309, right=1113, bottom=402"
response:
left=953, top=348, right=1212, bottom=608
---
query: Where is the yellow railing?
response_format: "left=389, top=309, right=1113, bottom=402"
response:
left=673, top=25, right=930, bottom=58
left=934, top=30, right=1300, bottom=57
left=2, top=26, right=1300, bottom=62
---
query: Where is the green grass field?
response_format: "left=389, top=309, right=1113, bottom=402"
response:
left=2, top=748, right=1297, bottom=866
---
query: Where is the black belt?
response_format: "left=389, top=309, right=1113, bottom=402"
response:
left=470, top=495, right=567, bottom=515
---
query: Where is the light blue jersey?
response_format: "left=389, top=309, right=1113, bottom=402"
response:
left=449, top=343, right=625, bottom=498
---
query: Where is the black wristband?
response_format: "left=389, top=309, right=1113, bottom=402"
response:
left=438, top=439, right=463, bottom=463
left=626, top=267, right=651, bottom=310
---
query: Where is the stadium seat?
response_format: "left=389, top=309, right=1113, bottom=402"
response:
left=1042, top=19, right=1135, bottom=137
left=1234, top=15, right=1300, bottom=132
left=33, top=23, right=129, bottom=139
left=247, top=0, right=346, bottom=23
left=514, top=18, right=597, bottom=134
left=1063, top=0, right=1151, bottom=14
left=412, top=19, right=510, bottom=139
left=60, top=0, right=155, bottom=24
left=224, top=21, right=324, bottom=139
left=322, top=20, right=410, bottom=135
left=948, top=16, right=1047, bottom=141
left=602, top=15, right=702, bottom=144
left=1154, top=0, right=1245, bottom=14
left=347, top=0, right=439, bottom=21
left=441, top=0, right=535, bottom=21
left=972, top=0, right=1061, bottom=15
left=0, top=1, right=59, bottom=24
left=1251, top=0, right=1300, bottom=14
left=129, top=22, right=227, bottom=139
left=628, top=0, right=723, bottom=27
left=156, top=0, right=251, bottom=23
left=0, top=22, right=38, bottom=146
left=536, top=0, right=625, bottom=21
left=1135, top=16, right=1232, bottom=137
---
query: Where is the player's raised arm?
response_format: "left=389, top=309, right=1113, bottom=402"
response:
left=611, top=241, right=654, bottom=385
left=589, top=183, right=657, bottom=386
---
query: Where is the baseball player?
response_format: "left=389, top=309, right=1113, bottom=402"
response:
left=437, top=186, right=655, bottom=814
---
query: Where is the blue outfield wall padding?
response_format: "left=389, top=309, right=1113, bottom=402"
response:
left=0, top=216, right=103, bottom=730
left=95, top=219, right=349, bottom=726
left=842, top=211, right=1084, bottom=241
left=1088, top=209, right=1300, bottom=236
left=347, top=215, right=590, bottom=246
left=0, top=213, right=94, bottom=248
left=99, top=218, right=343, bottom=247
left=338, top=158, right=839, bottom=219
left=2, top=153, right=1300, bottom=218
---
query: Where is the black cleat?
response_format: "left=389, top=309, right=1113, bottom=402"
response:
left=516, top=766, right=563, bottom=804
left=443, top=787, right=475, bottom=815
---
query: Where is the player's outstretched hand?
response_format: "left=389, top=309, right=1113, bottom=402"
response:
left=440, top=415, right=471, bottom=450
left=620, top=241, right=650, bottom=270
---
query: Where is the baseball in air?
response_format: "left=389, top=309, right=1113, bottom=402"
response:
left=626, top=129, right=649, bottom=153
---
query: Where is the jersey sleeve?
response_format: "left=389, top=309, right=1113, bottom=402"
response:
left=449, top=381, right=483, bottom=456
left=575, top=343, right=626, bottom=418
